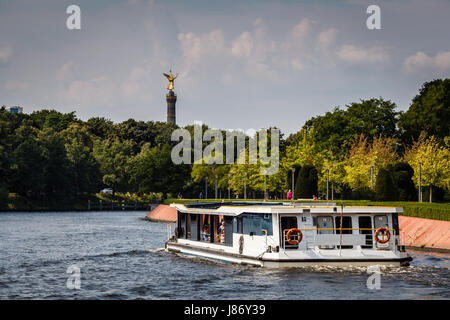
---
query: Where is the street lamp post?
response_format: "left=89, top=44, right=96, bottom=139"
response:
left=244, top=173, right=247, bottom=200
left=419, top=161, right=422, bottom=202
left=371, top=163, right=374, bottom=189
left=228, top=173, right=231, bottom=200
left=326, top=167, right=330, bottom=201
left=331, top=181, right=334, bottom=201
left=264, top=175, right=267, bottom=201
left=205, top=176, right=208, bottom=200
left=215, top=174, right=218, bottom=199
left=291, top=167, right=296, bottom=201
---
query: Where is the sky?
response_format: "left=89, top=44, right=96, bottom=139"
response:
left=0, top=0, right=449, bottom=135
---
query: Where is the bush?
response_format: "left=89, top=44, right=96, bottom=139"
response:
left=349, top=187, right=375, bottom=200
left=392, top=162, right=416, bottom=201
left=375, top=168, right=398, bottom=201
left=294, top=165, right=318, bottom=199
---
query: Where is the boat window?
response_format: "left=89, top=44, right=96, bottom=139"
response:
left=281, top=216, right=298, bottom=249
left=335, top=216, right=353, bottom=234
left=317, top=216, right=333, bottom=234
left=374, top=215, right=388, bottom=229
left=190, top=214, right=200, bottom=241
left=392, top=213, right=399, bottom=234
left=335, top=216, right=353, bottom=249
left=358, top=216, right=373, bottom=248
left=241, top=213, right=273, bottom=236
left=224, top=216, right=233, bottom=246
left=213, top=215, right=222, bottom=244
left=200, top=215, right=211, bottom=242
left=178, top=212, right=186, bottom=239
left=233, top=216, right=243, bottom=234
left=316, top=216, right=334, bottom=249
left=209, top=215, right=215, bottom=243
left=186, top=213, right=191, bottom=239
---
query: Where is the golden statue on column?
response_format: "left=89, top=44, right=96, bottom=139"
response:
left=163, top=70, right=178, bottom=91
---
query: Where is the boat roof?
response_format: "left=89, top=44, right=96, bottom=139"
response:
left=170, top=201, right=403, bottom=216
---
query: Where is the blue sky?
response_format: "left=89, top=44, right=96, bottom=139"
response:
left=1, top=0, right=449, bottom=134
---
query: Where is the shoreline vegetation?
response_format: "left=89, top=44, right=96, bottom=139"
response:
left=1, top=192, right=162, bottom=212
left=1, top=194, right=448, bottom=222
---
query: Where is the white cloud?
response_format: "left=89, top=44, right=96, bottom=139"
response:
left=317, top=28, right=337, bottom=50
left=337, top=44, right=390, bottom=64
left=403, top=51, right=450, bottom=73
left=57, top=62, right=75, bottom=82
left=121, top=65, right=153, bottom=103
left=5, top=80, right=28, bottom=91
left=178, top=29, right=225, bottom=63
left=291, top=59, right=304, bottom=71
left=231, top=31, right=253, bottom=58
left=291, top=18, right=310, bottom=39
left=0, top=45, right=13, bottom=63
left=61, top=76, right=116, bottom=108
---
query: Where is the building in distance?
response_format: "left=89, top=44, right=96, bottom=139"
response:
left=6, top=106, right=23, bottom=114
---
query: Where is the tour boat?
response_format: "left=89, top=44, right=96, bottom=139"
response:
left=165, top=202, right=412, bottom=267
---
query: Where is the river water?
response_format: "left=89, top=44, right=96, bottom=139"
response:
left=0, top=211, right=448, bottom=300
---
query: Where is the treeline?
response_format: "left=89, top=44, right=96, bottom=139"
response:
left=0, top=79, right=449, bottom=209
left=0, top=111, right=192, bottom=208
left=193, top=79, right=449, bottom=203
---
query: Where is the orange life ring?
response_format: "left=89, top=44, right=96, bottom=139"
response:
left=374, top=227, right=390, bottom=244
left=286, top=228, right=303, bottom=245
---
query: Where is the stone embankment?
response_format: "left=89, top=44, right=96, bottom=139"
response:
left=399, top=216, right=450, bottom=251
left=145, top=204, right=177, bottom=223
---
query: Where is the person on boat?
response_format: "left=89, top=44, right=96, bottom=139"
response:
left=219, top=220, right=225, bottom=243
left=201, top=224, right=209, bottom=241
left=287, top=189, right=292, bottom=200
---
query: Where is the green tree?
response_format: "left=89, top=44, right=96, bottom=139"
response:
left=93, top=137, right=135, bottom=193
left=43, top=111, right=78, bottom=132
left=60, top=123, right=101, bottom=195
left=404, top=132, right=450, bottom=202
left=10, top=137, right=46, bottom=197
left=38, top=128, right=72, bottom=197
left=343, top=135, right=398, bottom=191
left=399, top=79, right=450, bottom=145
left=303, top=98, right=398, bottom=157
left=86, top=117, right=114, bottom=140
left=129, top=143, right=190, bottom=198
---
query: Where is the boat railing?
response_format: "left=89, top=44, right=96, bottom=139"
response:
left=282, top=228, right=400, bottom=251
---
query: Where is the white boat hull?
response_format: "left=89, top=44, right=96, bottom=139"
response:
left=166, top=241, right=412, bottom=268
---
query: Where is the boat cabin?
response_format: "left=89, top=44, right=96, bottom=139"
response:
left=167, top=202, right=410, bottom=267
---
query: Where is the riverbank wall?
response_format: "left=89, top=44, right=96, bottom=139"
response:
left=399, top=216, right=450, bottom=251
left=145, top=204, right=177, bottom=222
left=146, top=205, right=450, bottom=251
